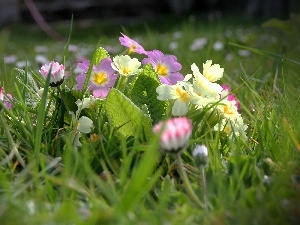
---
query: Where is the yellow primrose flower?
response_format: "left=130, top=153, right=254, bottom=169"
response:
left=203, top=60, right=224, bottom=82
left=111, top=55, right=141, bottom=76
left=156, top=82, right=193, bottom=116
left=189, top=63, right=222, bottom=99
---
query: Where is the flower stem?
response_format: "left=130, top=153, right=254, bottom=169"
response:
left=201, top=166, right=208, bottom=210
left=176, top=153, right=205, bottom=208
left=57, top=86, right=70, bottom=113
left=116, top=76, right=127, bottom=93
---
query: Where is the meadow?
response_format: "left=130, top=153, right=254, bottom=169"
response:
left=0, top=13, right=299, bottom=225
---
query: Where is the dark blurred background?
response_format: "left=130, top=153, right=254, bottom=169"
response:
left=1, top=0, right=299, bottom=27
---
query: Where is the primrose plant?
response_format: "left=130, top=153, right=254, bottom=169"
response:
left=3, top=32, right=247, bottom=151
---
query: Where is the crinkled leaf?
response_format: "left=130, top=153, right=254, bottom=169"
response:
left=92, top=47, right=109, bottom=66
left=105, top=88, right=153, bottom=141
left=129, top=64, right=167, bottom=124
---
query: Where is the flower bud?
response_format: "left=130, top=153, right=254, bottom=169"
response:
left=39, top=61, right=65, bottom=87
left=0, top=86, right=13, bottom=110
left=153, top=117, right=192, bottom=153
left=193, top=144, right=209, bottom=168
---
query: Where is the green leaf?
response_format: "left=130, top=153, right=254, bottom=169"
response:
left=91, top=47, right=109, bottom=66
left=105, top=88, right=153, bottom=141
left=129, top=64, right=167, bottom=124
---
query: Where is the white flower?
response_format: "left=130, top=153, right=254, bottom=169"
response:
left=75, top=96, right=97, bottom=111
left=214, top=115, right=248, bottom=140
left=111, top=55, right=141, bottom=76
left=190, top=38, right=207, bottom=51
left=77, top=116, right=93, bottom=133
left=213, top=41, right=224, bottom=51
left=203, top=60, right=224, bottom=82
left=70, top=112, right=94, bottom=148
left=156, top=82, right=192, bottom=116
left=216, top=99, right=239, bottom=120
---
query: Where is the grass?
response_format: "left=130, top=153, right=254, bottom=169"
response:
left=0, top=13, right=300, bottom=225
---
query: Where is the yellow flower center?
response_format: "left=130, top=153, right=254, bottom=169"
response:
left=128, top=42, right=137, bottom=54
left=223, top=105, right=234, bottom=115
left=175, top=88, right=189, bottom=102
left=93, top=72, right=108, bottom=86
left=156, top=63, right=168, bottom=76
left=224, top=125, right=231, bottom=134
left=121, top=67, right=131, bottom=75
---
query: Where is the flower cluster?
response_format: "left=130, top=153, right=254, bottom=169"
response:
left=36, top=32, right=247, bottom=146
left=73, top=33, right=184, bottom=97
left=156, top=61, right=247, bottom=139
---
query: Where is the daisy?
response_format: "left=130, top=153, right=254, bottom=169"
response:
left=39, top=61, right=65, bottom=87
left=153, top=117, right=192, bottom=153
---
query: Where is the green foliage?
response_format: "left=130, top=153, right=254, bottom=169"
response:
left=105, top=88, right=153, bottom=141
left=130, top=64, right=168, bottom=124
left=91, top=47, right=110, bottom=66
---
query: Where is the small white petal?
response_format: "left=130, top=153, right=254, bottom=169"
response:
left=77, top=116, right=93, bottom=133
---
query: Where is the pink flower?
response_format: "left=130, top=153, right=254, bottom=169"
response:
left=142, top=50, right=184, bottom=85
left=119, top=33, right=147, bottom=55
left=153, top=117, right=192, bottom=153
left=221, top=84, right=240, bottom=110
left=39, top=61, right=65, bottom=87
left=76, top=57, right=117, bottom=98
left=0, top=86, right=13, bottom=110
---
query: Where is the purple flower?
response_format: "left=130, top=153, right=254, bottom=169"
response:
left=221, top=84, right=240, bottom=110
left=142, top=50, right=184, bottom=85
left=119, top=33, right=147, bottom=55
left=76, top=57, right=117, bottom=98
left=153, top=117, right=192, bottom=153
left=39, top=61, right=65, bottom=87
left=0, top=86, right=13, bottom=110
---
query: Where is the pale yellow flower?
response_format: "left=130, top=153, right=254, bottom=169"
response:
left=203, top=60, right=224, bottom=82
left=111, top=55, right=141, bottom=76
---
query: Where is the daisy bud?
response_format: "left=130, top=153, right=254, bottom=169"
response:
left=153, top=117, right=192, bottom=153
left=39, top=61, right=65, bottom=87
left=193, top=144, right=209, bottom=168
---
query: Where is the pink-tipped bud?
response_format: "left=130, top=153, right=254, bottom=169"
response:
left=153, top=117, right=192, bottom=153
left=0, top=86, right=13, bottom=110
left=39, top=61, right=65, bottom=87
